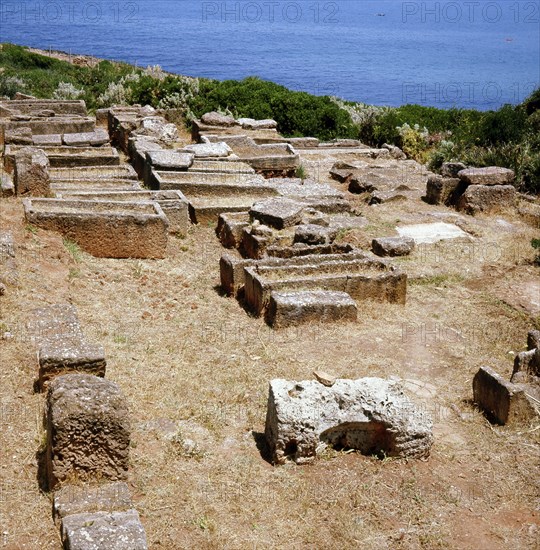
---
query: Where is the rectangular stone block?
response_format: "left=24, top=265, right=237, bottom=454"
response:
left=14, top=147, right=50, bottom=196
left=61, top=510, right=147, bottom=550
left=244, top=256, right=406, bottom=316
left=23, top=199, right=169, bottom=258
left=190, top=159, right=255, bottom=174
left=63, top=129, right=109, bottom=147
left=267, top=290, right=357, bottom=328
left=33, top=134, right=63, bottom=146
left=473, top=366, right=537, bottom=425
left=216, top=211, right=250, bottom=248
left=39, top=340, right=106, bottom=389
left=54, top=482, right=133, bottom=520
left=3, top=117, right=95, bottom=137
left=50, top=164, right=138, bottom=182
left=0, top=99, right=87, bottom=117
left=265, top=378, right=433, bottom=464
left=424, top=175, right=465, bottom=206
left=55, top=190, right=189, bottom=236
left=250, top=197, right=306, bottom=229
left=47, top=373, right=130, bottom=489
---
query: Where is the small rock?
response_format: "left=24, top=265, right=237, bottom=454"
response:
left=313, top=370, right=336, bottom=387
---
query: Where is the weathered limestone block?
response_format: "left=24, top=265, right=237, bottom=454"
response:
left=216, top=212, right=251, bottom=248
left=458, top=166, right=515, bottom=186
left=329, top=162, right=358, bottom=183
left=424, top=175, right=463, bottom=206
left=348, top=173, right=383, bottom=194
left=382, top=143, right=406, bottom=159
left=372, top=236, right=415, bottom=257
left=0, top=231, right=18, bottom=287
left=33, top=134, right=62, bottom=146
left=441, top=162, right=466, bottom=177
left=244, top=256, right=407, bottom=316
left=250, top=197, right=305, bottom=229
left=144, top=151, right=193, bottom=187
left=14, top=147, right=50, bottom=196
left=183, top=142, right=232, bottom=158
left=63, top=129, right=109, bottom=147
left=456, top=184, right=516, bottom=215
left=23, top=198, right=168, bottom=259
left=4, top=126, right=33, bottom=145
left=287, top=137, right=320, bottom=148
left=267, top=290, right=357, bottom=328
left=135, top=116, right=178, bottom=143
left=54, top=482, right=133, bottom=520
left=46, top=374, right=130, bottom=489
left=38, top=340, right=106, bottom=389
left=237, top=117, right=277, bottom=130
left=201, top=111, right=237, bottom=127
left=511, top=348, right=540, bottom=384
left=294, top=224, right=335, bottom=245
left=0, top=173, right=14, bottom=197
left=473, top=366, right=538, bottom=425
left=61, top=510, right=148, bottom=550
left=518, top=203, right=540, bottom=228
left=28, top=303, right=106, bottom=389
left=265, top=378, right=433, bottom=464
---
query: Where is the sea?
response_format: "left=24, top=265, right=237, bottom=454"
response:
left=1, top=0, right=539, bottom=110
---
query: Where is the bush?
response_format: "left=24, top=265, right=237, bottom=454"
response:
left=53, top=81, right=84, bottom=99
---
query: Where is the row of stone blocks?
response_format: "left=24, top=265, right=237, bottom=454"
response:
left=473, top=330, right=540, bottom=425
left=28, top=304, right=148, bottom=548
left=425, top=165, right=517, bottom=216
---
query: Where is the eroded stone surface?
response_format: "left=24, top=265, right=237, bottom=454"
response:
left=372, top=236, right=415, bottom=257
left=456, top=184, right=517, bottom=215
left=396, top=222, right=470, bottom=244
left=46, top=373, right=130, bottom=489
left=250, top=197, right=305, bottom=229
left=265, top=378, right=433, bottom=464
left=267, top=290, right=357, bottom=328
left=61, top=509, right=147, bottom=550
left=54, top=482, right=133, bottom=520
left=14, top=146, right=50, bottom=196
left=458, top=166, right=515, bottom=186
left=183, top=142, right=232, bottom=158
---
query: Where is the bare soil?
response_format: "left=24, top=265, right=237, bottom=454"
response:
left=0, top=151, right=539, bottom=549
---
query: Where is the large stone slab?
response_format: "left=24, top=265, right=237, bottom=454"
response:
left=456, top=184, right=517, bottom=215
left=267, top=290, right=357, bottom=328
left=46, top=374, right=130, bottom=489
left=372, top=236, right=415, bottom=257
left=61, top=510, right=147, bottom=550
left=63, top=129, right=109, bottom=147
left=216, top=212, right=251, bottom=248
left=54, top=482, right=133, bottom=520
left=50, top=164, right=138, bottom=182
left=473, top=366, right=538, bottom=425
left=14, top=146, right=50, bottom=196
left=250, top=197, right=306, bottom=229
left=145, top=150, right=194, bottom=171
left=458, top=166, right=515, bottom=186
left=265, top=378, right=433, bottom=464
left=183, top=142, right=233, bottom=158
left=396, top=222, right=470, bottom=244
left=28, top=304, right=106, bottom=390
left=7, top=145, right=119, bottom=169
left=0, top=99, right=87, bottom=117
left=23, top=199, right=169, bottom=259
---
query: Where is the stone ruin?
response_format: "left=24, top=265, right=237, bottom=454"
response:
left=265, top=377, right=433, bottom=464
left=425, top=165, right=517, bottom=216
left=473, top=330, right=540, bottom=425
left=22, top=302, right=148, bottom=548
left=217, top=189, right=407, bottom=327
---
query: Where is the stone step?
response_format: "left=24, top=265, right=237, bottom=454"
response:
left=51, top=179, right=142, bottom=192
left=190, top=159, right=255, bottom=173
left=5, top=145, right=119, bottom=168
left=149, top=169, right=266, bottom=191
left=188, top=195, right=270, bottom=224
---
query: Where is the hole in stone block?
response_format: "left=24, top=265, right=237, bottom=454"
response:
left=320, top=421, right=392, bottom=457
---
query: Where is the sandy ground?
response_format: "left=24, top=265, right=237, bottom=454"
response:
left=0, top=150, right=539, bottom=549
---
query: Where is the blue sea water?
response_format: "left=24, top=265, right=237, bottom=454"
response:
left=1, top=0, right=539, bottom=109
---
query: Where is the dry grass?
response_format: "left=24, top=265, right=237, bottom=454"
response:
left=0, top=154, right=539, bottom=549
